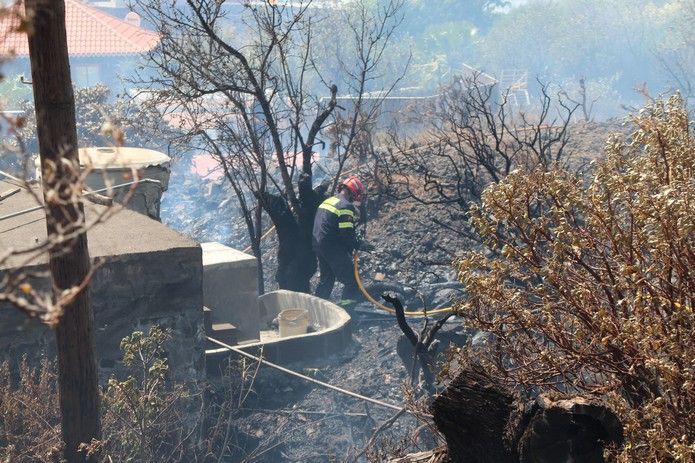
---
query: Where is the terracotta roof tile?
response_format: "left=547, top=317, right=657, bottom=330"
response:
left=0, top=0, right=160, bottom=57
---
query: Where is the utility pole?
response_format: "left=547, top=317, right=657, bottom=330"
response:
left=25, top=1, right=101, bottom=461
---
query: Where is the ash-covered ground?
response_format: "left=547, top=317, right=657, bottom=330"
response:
left=216, top=315, right=468, bottom=462
left=159, top=119, right=623, bottom=461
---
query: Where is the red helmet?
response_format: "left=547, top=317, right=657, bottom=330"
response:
left=341, top=175, right=366, bottom=202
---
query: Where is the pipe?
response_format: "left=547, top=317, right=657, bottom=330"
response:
left=0, top=169, right=25, bottom=184
left=0, top=178, right=162, bottom=222
left=206, top=335, right=430, bottom=417
left=0, top=188, right=21, bottom=201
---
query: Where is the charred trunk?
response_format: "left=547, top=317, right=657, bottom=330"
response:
left=384, top=294, right=449, bottom=395
left=432, top=364, right=519, bottom=463
left=432, top=364, right=623, bottom=463
left=259, top=192, right=313, bottom=292
left=260, top=175, right=327, bottom=292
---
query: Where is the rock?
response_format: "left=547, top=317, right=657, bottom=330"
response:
left=426, top=283, right=464, bottom=308
left=470, top=331, right=491, bottom=348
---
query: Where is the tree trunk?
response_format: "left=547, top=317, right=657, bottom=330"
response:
left=259, top=192, right=315, bottom=292
left=432, top=364, right=519, bottom=463
left=261, top=174, right=328, bottom=293
left=432, top=364, right=623, bottom=463
left=251, top=240, right=265, bottom=295
left=26, top=1, right=101, bottom=461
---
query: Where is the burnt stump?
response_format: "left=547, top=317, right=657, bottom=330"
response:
left=432, top=364, right=623, bottom=463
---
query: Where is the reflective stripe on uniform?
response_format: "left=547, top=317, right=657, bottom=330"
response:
left=338, top=222, right=354, bottom=229
left=319, top=198, right=354, bottom=218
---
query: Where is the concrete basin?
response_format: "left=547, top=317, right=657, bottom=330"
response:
left=206, top=290, right=352, bottom=373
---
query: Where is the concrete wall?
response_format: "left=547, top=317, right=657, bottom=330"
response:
left=79, top=147, right=171, bottom=220
left=0, top=182, right=205, bottom=383
left=201, top=242, right=259, bottom=342
left=0, top=247, right=205, bottom=384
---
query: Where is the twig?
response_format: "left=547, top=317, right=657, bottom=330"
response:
left=351, top=408, right=407, bottom=462
left=421, top=313, right=455, bottom=350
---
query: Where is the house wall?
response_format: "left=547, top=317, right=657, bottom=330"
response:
left=71, top=56, right=140, bottom=88
left=1, top=55, right=135, bottom=94
left=0, top=246, right=206, bottom=384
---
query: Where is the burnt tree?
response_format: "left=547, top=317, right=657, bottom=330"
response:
left=135, top=0, right=405, bottom=292
left=382, top=294, right=452, bottom=394
left=26, top=0, right=101, bottom=461
left=373, top=77, right=577, bottom=248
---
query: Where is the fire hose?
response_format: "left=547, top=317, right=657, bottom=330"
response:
left=244, top=225, right=455, bottom=317
left=352, top=252, right=454, bottom=317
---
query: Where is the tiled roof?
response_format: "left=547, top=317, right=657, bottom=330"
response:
left=0, top=0, right=160, bottom=57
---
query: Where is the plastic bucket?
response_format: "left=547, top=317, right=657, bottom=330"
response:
left=279, top=309, right=309, bottom=338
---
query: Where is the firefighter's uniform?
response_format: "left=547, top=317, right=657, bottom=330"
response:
left=312, top=195, right=360, bottom=305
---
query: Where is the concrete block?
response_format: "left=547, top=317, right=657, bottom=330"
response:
left=202, top=242, right=257, bottom=268
left=225, top=267, right=258, bottom=293
left=201, top=242, right=260, bottom=343
left=210, top=323, right=238, bottom=346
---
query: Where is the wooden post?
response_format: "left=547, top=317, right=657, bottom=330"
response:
left=25, top=1, right=101, bottom=461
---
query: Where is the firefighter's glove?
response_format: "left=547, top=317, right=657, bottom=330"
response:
left=358, top=240, right=375, bottom=253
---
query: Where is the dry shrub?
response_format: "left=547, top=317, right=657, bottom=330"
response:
left=99, top=327, right=202, bottom=462
left=454, top=95, right=694, bottom=461
left=0, top=358, right=63, bottom=461
left=0, top=327, right=261, bottom=462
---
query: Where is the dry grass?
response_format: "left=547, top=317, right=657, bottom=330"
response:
left=0, top=359, right=63, bottom=462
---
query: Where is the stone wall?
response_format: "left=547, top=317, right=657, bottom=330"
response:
left=0, top=246, right=205, bottom=384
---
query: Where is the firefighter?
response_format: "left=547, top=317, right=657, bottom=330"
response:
left=312, top=175, right=370, bottom=307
